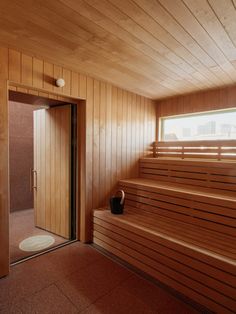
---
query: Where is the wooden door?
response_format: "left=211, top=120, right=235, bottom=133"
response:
left=33, top=105, right=71, bottom=239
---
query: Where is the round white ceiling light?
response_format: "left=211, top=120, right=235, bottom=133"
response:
left=55, top=78, right=65, bottom=88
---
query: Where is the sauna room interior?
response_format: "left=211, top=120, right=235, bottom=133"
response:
left=0, top=1, right=235, bottom=313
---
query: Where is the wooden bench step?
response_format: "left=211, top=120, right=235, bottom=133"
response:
left=93, top=209, right=236, bottom=314
left=94, top=158, right=236, bottom=312
left=94, top=209, right=236, bottom=269
left=120, top=178, right=236, bottom=204
left=121, top=207, right=236, bottom=260
left=119, top=178, right=236, bottom=238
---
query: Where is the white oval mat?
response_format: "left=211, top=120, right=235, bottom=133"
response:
left=19, top=235, right=55, bottom=252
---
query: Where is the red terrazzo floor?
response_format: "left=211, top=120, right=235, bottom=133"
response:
left=0, top=242, right=200, bottom=314
left=10, top=208, right=67, bottom=263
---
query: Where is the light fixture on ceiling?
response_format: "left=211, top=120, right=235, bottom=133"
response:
left=55, top=78, right=65, bottom=88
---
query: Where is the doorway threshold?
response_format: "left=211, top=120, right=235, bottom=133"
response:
left=10, top=239, right=78, bottom=266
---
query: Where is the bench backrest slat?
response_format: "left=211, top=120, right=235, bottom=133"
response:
left=153, top=140, right=236, bottom=161
left=140, top=158, right=236, bottom=195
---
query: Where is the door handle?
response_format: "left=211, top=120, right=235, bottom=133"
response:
left=30, top=168, right=32, bottom=191
left=33, top=170, right=37, bottom=190
left=30, top=168, right=37, bottom=190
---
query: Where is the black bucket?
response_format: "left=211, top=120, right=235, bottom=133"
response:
left=110, top=190, right=125, bottom=215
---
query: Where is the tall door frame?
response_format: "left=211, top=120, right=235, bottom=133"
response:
left=1, top=85, right=86, bottom=278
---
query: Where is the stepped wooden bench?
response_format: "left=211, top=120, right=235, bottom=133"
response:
left=93, top=157, right=236, bottom=313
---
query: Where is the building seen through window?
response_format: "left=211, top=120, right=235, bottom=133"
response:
left=161, top=109, right=236, bottom=141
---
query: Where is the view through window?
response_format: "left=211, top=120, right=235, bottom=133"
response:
left=161, top=109, right=236, bottom=141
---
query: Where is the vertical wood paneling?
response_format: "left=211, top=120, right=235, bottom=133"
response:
left=1, top=48, right=156, bottom=262
left=55, top=109, right=61, bottom=235
left=140, top=96, right=145, bottom=161
left=157, top=86, right=236, bottom=118
left=21, top=54, right=33, bottom=86
left=8, top=50, right=21, bottom=83
left=53, top=64, right=62, bottom=93
left=126, top=92, right=132, bottom=178
left=34, top=107, right=71, bottom=238
left=111, top=86, right=118, bottom=191
left=131, top=93, right=137, bottom=177
left=34, top=111, right=40, bottom=227
left=62, top=68, right=71, bottom=95
left=99, top=82, right=106, bottom=206
left=43, top=62, right=54, bottom=91
left=93, top=80, right=100, bottom=209
left=33, top=58, right=43, bottom=89
left=77, top=101, right=86, bottom=240
left=33, top=110, right=37, bottom=226
left=60, top=106, right=70, bottom=237
left=71, top=71, right=79, bottom=98
left=136, top=95, right=141, bottom=170
left=105, top=83, right=112, bottom=202
left=45, top=110, right=51, bottom=231
left=40, top=110, right=46, bottom=228
left=148, top=99, right=156, bottom=149
left=116, top=88, right=122, bottom=180
left=144, top=98, right=149, bottom=155
left=79, top=74, right=87, bottom=99
left=121, top=90, right=128, bottom=178
left=50, top=109, right=56, bottom=233
left=84, top=77, right=94, bottom=241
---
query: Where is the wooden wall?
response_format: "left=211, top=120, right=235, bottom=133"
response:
left=156, top=85, right=236, bottom=118
left=0, top=46, right=156, bottom=276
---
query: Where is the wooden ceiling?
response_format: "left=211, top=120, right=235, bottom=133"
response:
left=1, top=0, right=236, bottom=99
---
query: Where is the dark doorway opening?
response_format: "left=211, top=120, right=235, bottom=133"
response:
left=9, top=91, right=77, bottom=263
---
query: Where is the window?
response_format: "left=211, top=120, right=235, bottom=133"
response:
left=160, top=108, right=236, bottom=141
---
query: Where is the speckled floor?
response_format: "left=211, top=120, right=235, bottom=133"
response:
left=10, top=208, right=67, bottom=263
left=0, top=242, right=200, bottom=314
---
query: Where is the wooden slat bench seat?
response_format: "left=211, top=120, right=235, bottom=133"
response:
left=93, top=208, right=236, bottom=314
left=93, top=157, right=236, bottom=313
left=119, top=178, right=236, bottom=239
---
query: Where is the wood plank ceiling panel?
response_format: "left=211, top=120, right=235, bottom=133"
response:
left=0, top=0, right=236, bottom=99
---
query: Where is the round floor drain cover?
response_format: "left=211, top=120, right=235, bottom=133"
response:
left=19, top=235, right=55, bottom=252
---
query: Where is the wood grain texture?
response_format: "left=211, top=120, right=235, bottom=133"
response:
left=0, top=47, right=156, bottom=277
left=156, top=84, right=236, bottom=118
left=93, top=208, right=236, bottom=314
left=120, top=180, right=236, bottom=238
left=93, top=155, right=236, bottom=313
left=34, top=106, right=71, bottom=238
left=2, top=0, right=236, bottom=98
left=153, top=140, right=236, bottom=161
